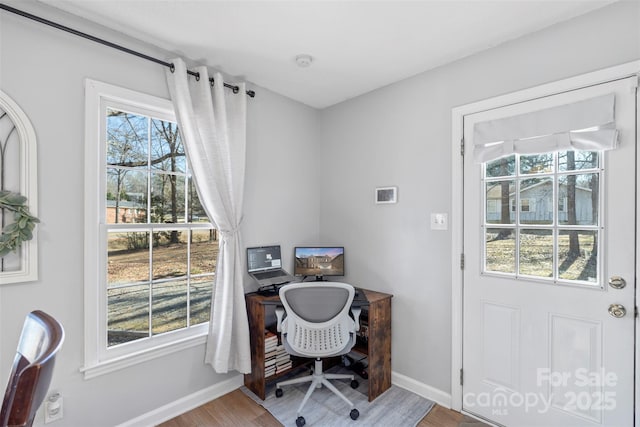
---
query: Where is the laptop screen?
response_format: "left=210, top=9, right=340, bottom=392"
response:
left=247, top=245, right=283, bottom=273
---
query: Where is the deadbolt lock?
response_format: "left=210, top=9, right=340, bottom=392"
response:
left=609, top=276, right=626, bottom=289
left=608, top=304, right=626, bottom=318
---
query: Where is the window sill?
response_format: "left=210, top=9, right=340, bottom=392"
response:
left=81, top=333, right=207, bottom=380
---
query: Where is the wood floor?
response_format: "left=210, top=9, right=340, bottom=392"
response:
left=158, top=388, right=471, bottom=427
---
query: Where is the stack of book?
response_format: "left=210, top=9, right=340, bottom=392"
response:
left=264, top=330, right=278, bottom=377
left=275, top=344, right=292, bottom=374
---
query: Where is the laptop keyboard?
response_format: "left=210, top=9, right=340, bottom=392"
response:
left=254, top=270, right=283, bottom=279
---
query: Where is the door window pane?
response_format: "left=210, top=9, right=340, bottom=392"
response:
left=485, top=155, right=515, bottom=178
left=485, top=181, right=514, bottom=224
left=558, top=151, right=599, bottom=171
left=519, top=229, right=553, bottom=278
left=519, top=177, right=552, bottom=225
left=485, top=228, right=515, bottom=273
left=558, top=173, right=598, bottom=226
left=520, top=153, right=553, bottom=175
left=558, top=230, right=597, bottom=283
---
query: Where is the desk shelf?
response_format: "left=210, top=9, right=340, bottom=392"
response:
left=244, top=287, right=392, bottom=402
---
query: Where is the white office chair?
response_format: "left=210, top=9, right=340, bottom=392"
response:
left=275, top=282, right=361, bottom=427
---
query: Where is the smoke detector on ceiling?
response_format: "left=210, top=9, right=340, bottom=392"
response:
left=295, top=54, right=313, bottom=68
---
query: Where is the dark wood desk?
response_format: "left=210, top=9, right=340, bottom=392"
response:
left=244, top=287, right=392, bottom=402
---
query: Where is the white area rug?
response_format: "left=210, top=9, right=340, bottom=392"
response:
left=242, top=367, right=434, bottom=426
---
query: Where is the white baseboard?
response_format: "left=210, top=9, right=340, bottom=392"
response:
left=117, top=370, right=449, bottom=426
left=392, top=370, right=452, bottom=409
left=115, top=374, right=244, bottom=427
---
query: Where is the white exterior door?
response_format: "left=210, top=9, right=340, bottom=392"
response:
left=462, top=76, right=636, bottom=426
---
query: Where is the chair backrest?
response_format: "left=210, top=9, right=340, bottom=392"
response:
left=279, top=282, right=355, bottom=358
left=1, top=311, right=64, bottom=427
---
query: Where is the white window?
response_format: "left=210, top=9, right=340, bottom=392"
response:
left=483, top=151, right=601, bottom=285
left=83, top=80, right=216, bottom=378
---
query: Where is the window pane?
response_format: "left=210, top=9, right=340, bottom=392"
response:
left=520, top=153, right=553, bottom=175
left=106, top=169, right=148, bottom=224
left=152, top=231, right=187, bottom=280
left=108, top=232, right=150, bottom=284
left=519, top=177, right=552, bottom=225
left=108, top=284, right=149, bottom=346
left=150, top=119, right=185, bottom=173
left=188, top=177, right=210, bottom=223
left=558, top=173, right=598, bottom=226
left=558, top=151, right=599, bottom=171
left=107, top=109, right=148, bottom=168
left=485, top=228, right=515, bottom=273
left=486, top=180, right=514, bottom=224
left=485, top=155, right=515, bottom=178
left=519, top=229, right=553, bottom=278
left=151, top=173, right=186, bottom=224
left=558, top=230, right=597, bottom=283
left=191, top=229, right=218, bottom=274
left=191, top=276, right=214, bottom=325
left=152, top=280, right=188, bottom=335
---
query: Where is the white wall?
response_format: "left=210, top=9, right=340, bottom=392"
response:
left=0, top=2, right=319, bottom=426
left=1, top=0, right=638, bottom=424
left=319, top=0, right=640, bottom=396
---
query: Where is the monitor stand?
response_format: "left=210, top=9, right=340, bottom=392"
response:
left=314, top=275, right=327, bottom=282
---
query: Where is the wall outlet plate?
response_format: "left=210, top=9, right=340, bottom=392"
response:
left=44, top=393, right=63, bottom=424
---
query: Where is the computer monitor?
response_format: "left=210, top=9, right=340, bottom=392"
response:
left=294, top=246, right=344, bottom=280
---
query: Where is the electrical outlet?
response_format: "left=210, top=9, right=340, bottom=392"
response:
left=44, top=392, right=63, bottom=424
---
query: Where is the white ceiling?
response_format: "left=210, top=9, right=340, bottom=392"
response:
left=37, top=0, right=617, bottom=109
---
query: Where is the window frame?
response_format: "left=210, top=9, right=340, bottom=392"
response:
left=83, top=80, right=211, bottom=379
left=481, top=151, right=603, bottom=287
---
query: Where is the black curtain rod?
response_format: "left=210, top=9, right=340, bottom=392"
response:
left=0, top=3, right=256, bottom=98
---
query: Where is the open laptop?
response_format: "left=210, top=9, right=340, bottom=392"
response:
left=247, top=245, right=295, bottom=288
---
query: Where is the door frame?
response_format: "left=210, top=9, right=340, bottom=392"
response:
left=450, top=60, right=640, bottom=417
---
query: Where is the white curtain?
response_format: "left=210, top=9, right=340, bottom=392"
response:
left=473, top=93, right=618, bottom=163
left=166, top=58, right=251, bottom=374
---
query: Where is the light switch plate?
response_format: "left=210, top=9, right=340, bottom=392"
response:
left=430, top=213, right=448, bottom=230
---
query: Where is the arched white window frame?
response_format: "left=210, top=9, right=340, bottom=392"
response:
left=0, top=90, right=38, bottom=284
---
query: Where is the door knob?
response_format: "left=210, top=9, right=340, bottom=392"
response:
left=609, top=276, right=626, bottom=289
left=608, top=304, right=626, bottom=318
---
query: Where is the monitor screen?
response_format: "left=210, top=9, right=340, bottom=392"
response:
left=247, top=245, right=283, bottom=273
left=294, top=247, right=344, bottom=278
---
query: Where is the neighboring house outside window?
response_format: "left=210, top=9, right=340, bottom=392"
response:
left=83, top=80, right=217, bottom=377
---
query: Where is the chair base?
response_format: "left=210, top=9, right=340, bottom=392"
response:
left=276, top=358, right=358, bottom=419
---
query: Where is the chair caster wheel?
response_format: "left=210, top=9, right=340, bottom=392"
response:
left=350, top=379, right=359, bottom=389
left=350, top=408, right=359, bottom=420
left=275, top=388, right=283, bottom=398
left=296, top=416, right=306, bottom=426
